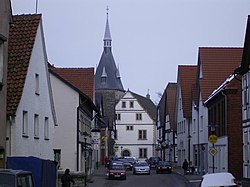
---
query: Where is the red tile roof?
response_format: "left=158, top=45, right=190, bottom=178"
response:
left=7, top=14, right=41, bottom=115
left=49, top=65, right=94, bottom=101
left=198, top=47, right=243, bottom=103
left=178, top=65, right=197, bottom=118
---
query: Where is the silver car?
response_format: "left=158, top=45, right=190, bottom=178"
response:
left=133, top=161, right=150, bottom=175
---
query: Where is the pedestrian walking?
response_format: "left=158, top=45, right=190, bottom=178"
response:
left=182, top=159, right=188, bottom=175
left=61, top=168, right=75, bottom=187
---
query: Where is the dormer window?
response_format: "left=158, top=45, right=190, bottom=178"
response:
left=122, top=101, right=126, bottom=108
left=101, top=67, right=107, bottom=83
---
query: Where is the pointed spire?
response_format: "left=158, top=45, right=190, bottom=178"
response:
left=103, top=6, right=112, bottom=49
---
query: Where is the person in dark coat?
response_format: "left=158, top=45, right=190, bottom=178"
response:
left=182, top=159, right=189, bottom=174
left=61, top=168, right=75, bottom=187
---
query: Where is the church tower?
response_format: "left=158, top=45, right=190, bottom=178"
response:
left=95, top=8, right=125, bottom=159
left=95, top=8, right=124, bottom=91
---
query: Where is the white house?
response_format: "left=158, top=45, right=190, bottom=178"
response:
left=175, top=65, right=197, bottom=167
left=49, top=66, right=98, bottom=173
left=115, top=90, right=156, bottom=159
left=6, top=14, right=55, bottom=160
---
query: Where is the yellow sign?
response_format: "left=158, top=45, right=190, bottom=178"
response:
left=209, top=135, right=217, bottom=144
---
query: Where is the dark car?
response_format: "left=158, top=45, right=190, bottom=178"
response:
left=156, top=161, right=172, bottom=174
left=0, top=169, right=35, bottom=187
left=148, top=157, right=161, bottom=168
left=117, top=158, right=133, bottom=170
left=106, top=163, right=127, bottom=180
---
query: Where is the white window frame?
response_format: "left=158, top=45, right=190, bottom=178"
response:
left=138, top=130, right=147, bottom=140
left=44, top=117, right=49, bottom=140
left=35, top=73, right=40, bottom=95
left=22, top=111, right=28, bottom=137
left=34, top=114, right=39, bottom=138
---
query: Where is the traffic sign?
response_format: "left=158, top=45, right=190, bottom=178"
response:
left=209, top=135, right=218, bottom=144
left=209, top=147, right=217, bottom=156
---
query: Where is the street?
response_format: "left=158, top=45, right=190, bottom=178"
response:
left=88, top=168, right=200, bottom=187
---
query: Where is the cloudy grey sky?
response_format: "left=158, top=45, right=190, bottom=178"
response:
left=11, top=0, right=250, bottom=102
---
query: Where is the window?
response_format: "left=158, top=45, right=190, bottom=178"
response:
left=54, top=149, right=61, bottom=169
left=22, top=111, right=28, bottom=137
left=136, top=113, right=142, bottom=120
left=130, top=101, right=134, bottom=108
left=44, top=117, right=49, bottom=140
left=34, top=114, right=39, bottom=138
left=0, top=34, right=6, bottom=87
left=138, top=130, right=147, bottom=140
left=200, top=116, right=203, bottom=131
left=126, top=125, right=133, bottom=131
left=0, top=39, right=4, bottom=86
left=122, top=101, right=126, bottom=108
left=35, top=73, right=40, bottom=95
left=139, top=148, right=147, bottom=158
left=115, top=113, right=121, bottom=120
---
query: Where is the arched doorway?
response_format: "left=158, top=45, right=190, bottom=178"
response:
left=122, top=149, right=131, bottom=157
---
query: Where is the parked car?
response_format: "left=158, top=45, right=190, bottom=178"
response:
left=133, top=161, right=150, bottom=175
left=0, top=169, right=35, bottom=187
left=147, top=157, right=161, bottom=168
left=156, top=161, right=172, bottom=174
left=106, top=162, right=127, bottom=180
left=199, top=172, right=239, bottom=187
left=116, top=158, right=133, bottom=170
left=124, top=156, right=136, bottom=165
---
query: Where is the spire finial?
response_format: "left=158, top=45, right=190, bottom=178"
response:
left=106, top=6, right=109, bottom=16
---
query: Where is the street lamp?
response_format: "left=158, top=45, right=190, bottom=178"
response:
left=80, top=131, right=88, bottom=187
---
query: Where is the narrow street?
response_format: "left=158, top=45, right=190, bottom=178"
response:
left=88, top=167, right=202, bottom=187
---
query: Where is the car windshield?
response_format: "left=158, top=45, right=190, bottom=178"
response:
left=159, top=161, right=171, bottom=166
left=0, top=174, right=15, bottom=186
left=135, top=162, right=148, bottom=166
left=110, top=165, right=125, bottom=170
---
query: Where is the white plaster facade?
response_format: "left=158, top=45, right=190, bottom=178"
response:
left=191, top=93, right=209, bottom=174
left=176, top=85, right=189, bottom=166
left=50, top=73, right=79, bottom=171
left=115, top=91, right=156, bottom=159
left=6, top=21, right=55, bottom=160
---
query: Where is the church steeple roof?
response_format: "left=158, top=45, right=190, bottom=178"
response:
left=104, top=7, right=112, bottom=42
left=95, top=8, right=124, bottom=91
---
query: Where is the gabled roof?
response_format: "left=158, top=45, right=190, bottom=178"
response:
left=166, top=83, right=177, bottom=130
left=130, top=91, right=157, bottom=122
left=157, top=83, right=177, bottom=130
left=198, top=47, right=243, bottom=103
left=48, top=65, right=94, bottom=101
left=177, top=65, right=197, bottom=118
left=7, top=14, right=41, bottom=115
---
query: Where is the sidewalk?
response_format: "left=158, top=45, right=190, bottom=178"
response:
left=87, top=165, right=107, bottom=187
left=173, top=166, right=202, bottom=187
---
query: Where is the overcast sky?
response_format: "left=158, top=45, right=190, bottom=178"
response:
left=11, top=0, right=250, bottom=103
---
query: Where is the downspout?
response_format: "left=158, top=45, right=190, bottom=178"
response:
left=77, top=107, right=79, bottom=171
left=221, top=91, right=227, bottom=140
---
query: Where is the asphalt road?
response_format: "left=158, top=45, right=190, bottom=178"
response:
left=89, top=169, right=193, bottom=187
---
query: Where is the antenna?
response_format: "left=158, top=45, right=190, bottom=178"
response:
left=35, top=0, right=38, bottom=13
